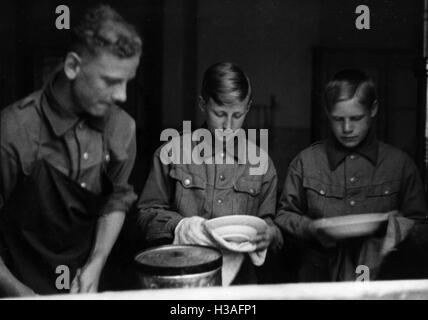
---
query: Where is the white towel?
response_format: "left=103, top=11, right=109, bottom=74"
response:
left=173, top=217, right=267, bottom=285
left=203, top=221, right=267, bottom=266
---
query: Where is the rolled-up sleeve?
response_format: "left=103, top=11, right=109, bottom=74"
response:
left=136, top=148, right=183, bottom=244
left=1, top=110, right=22, bottom=259
left=0, top=146, right=18, bottom=213
left=0, top=110, right=21, bottom=214
left=101, top=127, right=138, bottom=215
left=275, top=156, right=313, bottom=240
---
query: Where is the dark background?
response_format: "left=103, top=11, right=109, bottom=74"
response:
left=0, top=0, right=427, bottom=286
left=1, top=0, right=426, bottom=194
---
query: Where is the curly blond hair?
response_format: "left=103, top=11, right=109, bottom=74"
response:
left=71, top=4, right=142, bottom=59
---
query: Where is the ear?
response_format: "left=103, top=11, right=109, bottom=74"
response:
left=198, top=96, right=206, bottom=113
left=63, top=52, right=82, bottom=80
left=246, top=99, right=253, bottom=113
left=324, top=105, right=332, bottom=119
left=370, top=100, right=379, bottom=118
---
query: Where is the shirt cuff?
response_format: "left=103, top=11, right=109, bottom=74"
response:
left=165, top=214, right=184, bottom=234
left=101, top=189, right=137, bottom=215
left=301, top=217, right=315, bottom=240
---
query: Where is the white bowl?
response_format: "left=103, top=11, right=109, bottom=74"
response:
left=205, top=215, right=267, bottom=244
left=214, top=225, right=258, bottom=243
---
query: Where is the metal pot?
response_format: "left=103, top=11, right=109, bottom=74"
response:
left=134, top=244, right=222, bottom=289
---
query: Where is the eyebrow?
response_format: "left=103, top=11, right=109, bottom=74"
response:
left=102, top=75, right=123, bottom=82
left=332, top=114, right=365, bottom=118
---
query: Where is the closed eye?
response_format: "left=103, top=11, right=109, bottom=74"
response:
left=350, top=115, right=365, bottom=121
left=103, top=77, right=122, bottom=86
left=214, top=111, right=227, bottom=117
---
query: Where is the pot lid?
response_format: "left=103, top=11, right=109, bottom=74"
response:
left=135, top=244, right=222, bottom=276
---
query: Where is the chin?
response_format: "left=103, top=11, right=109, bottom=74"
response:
left=89, top=105, right=109, bottom=117
left=340, top=140, right=361, bottom=149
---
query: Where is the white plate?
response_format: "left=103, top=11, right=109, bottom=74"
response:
left=214, top=225, right=258, bottom=243
left=205, top=215, right=267, bottom=232
left=312, top=213, right=389, bottom=240
left=205, top=215, right=268, bottom=244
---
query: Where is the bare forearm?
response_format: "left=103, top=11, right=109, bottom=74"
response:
left=0, top=256, right=35, bottom=297
left=70, top=212, right=125, bottom=294
left=86, top=211, right=125, bottom=265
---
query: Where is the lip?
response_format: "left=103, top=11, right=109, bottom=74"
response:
left=97, top=102, right=114, bottom=111
left=101, top=102, right=115, bottom=108
left=342, top=136, right=358, bottom=141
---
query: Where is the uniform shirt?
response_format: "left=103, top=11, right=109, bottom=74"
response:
left=275, top=132, right=427, bottom=241
left=0, top=72, right=137, bottom=216
left=137, top=133, right=278, bottom=245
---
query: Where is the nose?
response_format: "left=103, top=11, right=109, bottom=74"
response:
left=112, top=83, right=127, bottom=104
left=223, top=115, right=233, bottom=130
left=343, top=119, right=353, bottom=134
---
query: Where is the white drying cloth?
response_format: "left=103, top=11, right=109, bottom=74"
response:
left=202, top=221, right=267, bottom=265
left=173, top=217, right=267, bottom=285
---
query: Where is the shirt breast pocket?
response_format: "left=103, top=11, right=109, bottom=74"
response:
left=303, top=177, right=345, bottom=218
left=233, top=177, right=261, bottom=215
left=365, top=180, right=400, bottom=212
left=169, top=166, right=207, bottom=216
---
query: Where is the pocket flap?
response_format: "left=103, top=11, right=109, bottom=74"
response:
left=233, top=178, right=261, bottom=196
left=303, top=177, right=345, bottom=199
left=366, top=180, right=400, bottom=197
left=169, top=166, right=206, bottom=189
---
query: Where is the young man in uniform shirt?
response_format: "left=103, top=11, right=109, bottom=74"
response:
left=0, top=5, right=141, bottom=296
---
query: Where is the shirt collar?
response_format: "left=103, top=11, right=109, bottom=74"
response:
left=41, top=68, right=107, bottom=137
left=326, top=128, right=379, bottom=171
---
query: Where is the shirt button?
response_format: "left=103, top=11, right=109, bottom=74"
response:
left=80, top=182, right=87, bottom=189
left=184, top=178, right=191, bottom=186
left=219, top=175, right=225, bottom=181
left=83, top=152, right=89, bottom=160
left=350, top=155, right=356, bottom=160
left=384, top=190, right=390, bottom=195
left=217, top=199, right=223, bottom=204
left=350, top=177, right=356, bottom=183
left=319, top=190, right=325, bottom=196
left=105, top=153, right=110, bottom=162
left=249, top=188, right=255, bottom=195
left=350, top=200, right=356, bottom=207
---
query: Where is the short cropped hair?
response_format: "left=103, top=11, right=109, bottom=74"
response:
left=70, top=4, right=142, bottom=59
left=201, top=62, right=252, bottom=106
left=324, top=69, right=377, bottom=112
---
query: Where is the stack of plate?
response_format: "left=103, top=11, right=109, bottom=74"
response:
left=312, top=213, right=389, bottom=239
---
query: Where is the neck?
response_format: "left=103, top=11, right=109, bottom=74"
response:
left=52, top=72, right=82, bottom=117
